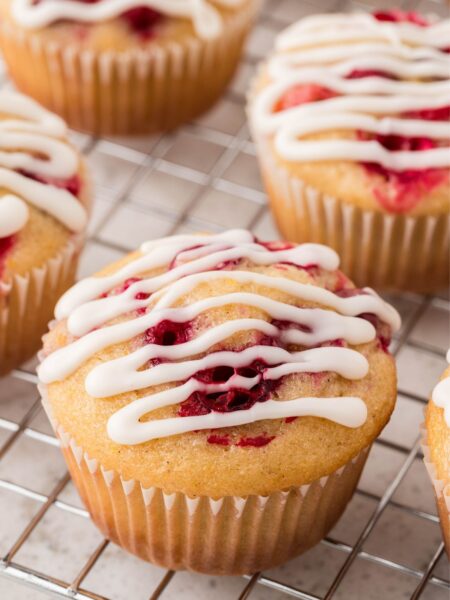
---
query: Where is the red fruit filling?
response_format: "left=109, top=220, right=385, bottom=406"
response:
left=207, top=434, right=231, bottom=446
left=104, top=277, right=150, bottom=308
left=35, top=0, right=163, bottom=38
left=275, top=84, right=338, bottom=112
left=271, top=319, right=312, bottom=336
left=236, top=435, right=275, bottom=447
left=346, top=69, right=397, bottom=80
left=145, top=319, right=193, bottom=346
left=404, top=106, right=450, bottom=122
left=373, top=10, right=429, bottom=27
left=334, top=289, right=391, bottom=351
left=206, top=433, right=275, bottom=447
left=358, top=132, right=449, bottom=212
left=121, top=7, right=163, bottom=37
left=179, top=360, right=279, bottom=417
left=19, top=169, right=81, bottom=198
left=0, top=234, right=16, bottom=279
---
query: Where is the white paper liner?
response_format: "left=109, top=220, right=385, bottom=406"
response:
left=420, top=420, right=450, bottom=557
left=38, top=382, right=370, bottom=575
left=0, top=236, right=83, bottom=375
left=0, top=2, right=258, bottom=135
left=250, top=131, right=450, bottom=293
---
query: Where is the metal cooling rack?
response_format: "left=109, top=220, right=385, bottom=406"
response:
left=0, top=0, right=449, bottom=598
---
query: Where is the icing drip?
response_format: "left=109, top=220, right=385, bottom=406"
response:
left=38, top=230, right=401, bottom=445
left=0, top=195, right=29, bottom=238
left=251, top=11, right=450, bottom=208
left=0, top=91, right=87, bottom=240
left=432, top=349, right=450, bottom=427
left=12, top=0, right=245, bottom=40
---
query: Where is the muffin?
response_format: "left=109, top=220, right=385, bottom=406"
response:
left=0, top=0, right=258, bottom=135
left=0, top=89, right=89, bottom=375
left=423, top=353, right=450, bottom=558
left=248, top=9, right=450, bottom=292
left=38, top=229, right=400, bottom=574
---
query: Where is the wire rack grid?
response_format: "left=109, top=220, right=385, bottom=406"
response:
left=0, top=0, right=449, bottom=599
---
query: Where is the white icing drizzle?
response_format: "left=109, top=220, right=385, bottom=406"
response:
left=0, top=195, right=29, bottom=238
left=0, top=90, right=87, bottom=239
left=250, top=12, right=450, bottom=171
left=432, top=349, right=450, bottom=427
left=38, top=230, right=401, bottom=445
left=12, top=0, right=244, bottom=40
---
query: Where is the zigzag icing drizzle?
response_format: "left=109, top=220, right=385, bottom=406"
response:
left=432, top=349, right=450, bottom=427
left=12, top=0, right=244, bottom=40
left=251, top=12, right=450, bottom=171
left=0, top=90, right=87, bottom=239
left=38, top=230, right=401, bottom=445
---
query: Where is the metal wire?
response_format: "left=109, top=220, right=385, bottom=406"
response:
left=0, top=0, right=449, bottom=598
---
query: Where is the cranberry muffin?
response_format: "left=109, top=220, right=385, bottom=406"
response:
left=0, top=89, right=89, bottom=375
left=0, top=0, right=258, bottom=134
left=248, top=9, right=450, bottom=292
left=38, top=229, right=400, bottom=574
left=423, top=354, right=450, bottom=558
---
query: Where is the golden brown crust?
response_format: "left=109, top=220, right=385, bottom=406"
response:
left=43, top=251, right=397, bottom=498
left=426, top=365, right=450, bottom=486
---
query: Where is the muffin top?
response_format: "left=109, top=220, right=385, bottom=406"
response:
left=426, top=352, right=450, bottom=485
left=249, top=10, right=450, bottom=216
left=4, top=0, right=250, bottom=49
left=39, top=230, right=400, bottom=497
left=0, top=90, right=88, bottom=283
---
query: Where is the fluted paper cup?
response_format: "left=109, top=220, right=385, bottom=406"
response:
left=0, top=3, right=257, bottom=135
left=253, top=137, right=449, bottom=293
left=0, top=238, right=84, bottom=376
left=421, top=423, right=450, bottom=559
left=39, top=382, right=370, bottom=575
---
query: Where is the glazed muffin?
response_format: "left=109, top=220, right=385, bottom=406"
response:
left=423, top=354, right=450, bottom=558
left=0, top=0, right=258, bottom=135
left=0, top=89, right=89, bottom=375
left=248, top=9, right=450, bottom=292
left=38, top=229, right=400, bottom=574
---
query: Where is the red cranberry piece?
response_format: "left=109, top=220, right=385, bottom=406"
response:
left=373, top=10, right=429, bottom=27
left=179, top=360, right=279, bottom=417
left=195, top=365, right=235, bottom=384
left=346, top=69, right=397, bottom=80
left=178, top=393, right=210, bottom=417
left=404, top=106, right=450, bottom=122
left=19, top=170, right=81, bottom=198
left=272, top=319, right=312, bottom=334
left=358, top=132, right=449, bottom=211
left=0, top=234, right=16, bottom=278
left=207, top=434, right=231, bottom=446
left=357, top=313, right=391, bottom=352
left=236, top=435, right=275, bottom=448
left=275, top=84, right=338, bottom=112
left=145, top=320, right=192, bottom=346
left=121, top=7, right=163, bottom=38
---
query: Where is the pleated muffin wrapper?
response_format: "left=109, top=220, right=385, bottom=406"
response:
left=251, top=133, right=450, bottom=293
left=421, top=422, right=450, bottom=559
left=39, top=382, right=370, bottom=575
left=0, top=234, right=85, bottom=376
left=0, top=1, right=258, bottom=136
